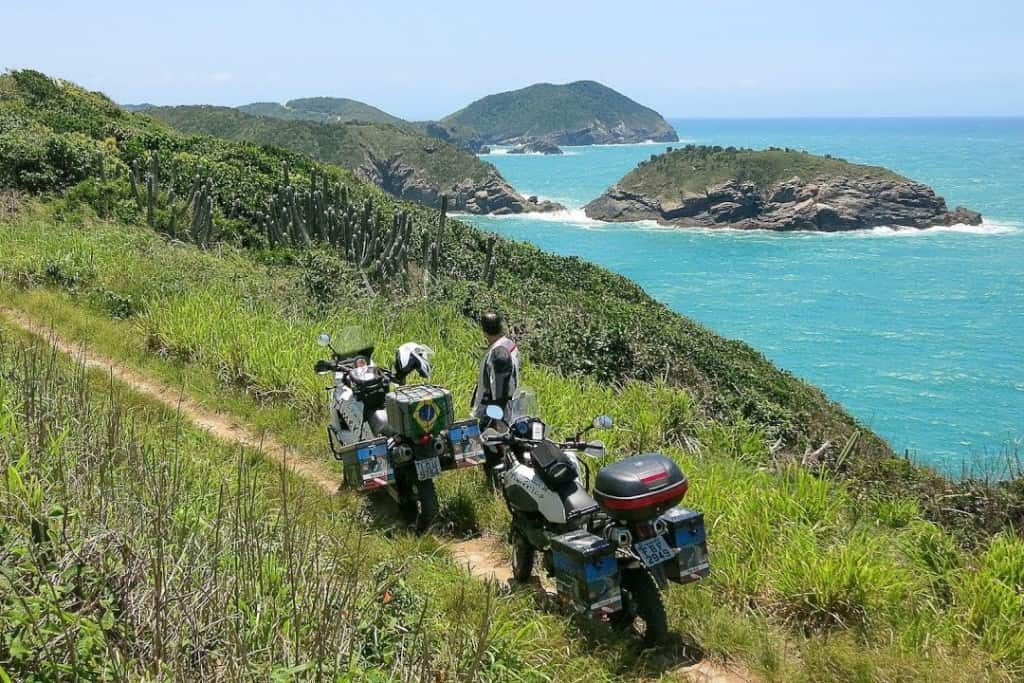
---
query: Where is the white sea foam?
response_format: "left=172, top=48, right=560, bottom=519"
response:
left=854, top=220, right=1020, bottom=238
left=480, top=147, right=579, bottom=157
left=460, top=206, right=1020, bottom=239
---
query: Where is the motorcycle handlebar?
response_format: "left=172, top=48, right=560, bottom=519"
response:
left=479, top=429, right=602, bottom=454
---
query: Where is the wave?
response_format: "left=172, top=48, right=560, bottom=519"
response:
left=480, top=147, right=579, bottom=157
left=462, top=209, right=1019, bottom=238
left=854, top=220, right=1020, bottom=237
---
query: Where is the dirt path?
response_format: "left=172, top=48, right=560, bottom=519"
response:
left=0, top=305, right=342, bottom=495
left=0, top=305, right=752, bottom=683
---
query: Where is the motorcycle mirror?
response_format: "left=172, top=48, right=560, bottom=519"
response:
left=592, top=414, right=613, bottom=430
left=485, top=404, right=505, bottom=421
left=317, top=332, right=331, bottom=347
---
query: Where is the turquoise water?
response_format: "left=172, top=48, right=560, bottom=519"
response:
left=462, top=118, right=1024, bottom=476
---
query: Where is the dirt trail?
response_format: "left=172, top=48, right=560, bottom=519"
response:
left=0, top=305, right=752, bottom=683
left=0, top=305, right=342, bottom=495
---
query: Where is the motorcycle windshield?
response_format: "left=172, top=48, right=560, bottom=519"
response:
left=508, top=387, right=537, bottom=421
left=334, top=326, right=375, bottom=364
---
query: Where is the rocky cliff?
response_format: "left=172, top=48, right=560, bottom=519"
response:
left=357, top=152, right=561, bottom=214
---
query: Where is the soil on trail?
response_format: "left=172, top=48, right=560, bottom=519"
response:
left=0, top=305, right=754, bottom=683
left=447, top=535, right=513, bottom=583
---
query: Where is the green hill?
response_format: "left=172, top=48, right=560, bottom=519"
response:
left=240, top=96, right=408, bottom=127
left=3, top=69, right=1024, bottom=681
left=146, top=104, right=551, bottom=213
left=435, top=80, right=678, bottom=149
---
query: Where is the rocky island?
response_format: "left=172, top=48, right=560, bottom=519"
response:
left=425, top=80, right=678, bottom=151
left=147, top=106, right=561, bottom=215
left=584, top=145, right=982, bottom=231
left=507, top=140, right=563, bottom=155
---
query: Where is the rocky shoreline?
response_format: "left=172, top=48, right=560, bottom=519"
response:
left=508, top=140, right=563, bottom=155
left=357, top=152, right=563, bottom=215
left=584, top=175, right=982, bottom=231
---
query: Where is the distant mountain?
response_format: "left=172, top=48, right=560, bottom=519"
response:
left=430, top=80, right=678, bottom=151
left=239, top=97, right=408, bottom=127
left=147, top=105, right=561, bottom=215
left=120, top=103, right=156, bottom=112
left=584, top=145, right=982, bottom=231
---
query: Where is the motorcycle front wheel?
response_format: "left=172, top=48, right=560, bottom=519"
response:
left=509, top=529, right=534, bottom=581
left=612, top=567, right=669, bottom=646
left=395, top=471, right=438, bottom=534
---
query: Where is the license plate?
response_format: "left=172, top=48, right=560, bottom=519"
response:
left=634, top=536, right=675, bottom=568
left=415, top=456, right=442, bottom=480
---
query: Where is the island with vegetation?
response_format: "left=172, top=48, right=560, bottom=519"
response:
left=146, top=105, right=561, bottom=215
left=585, top=145, right=982, bottom=231
left=3, top=70, right=1024, bottom=681
left=426, top=80, right=678, bottom=151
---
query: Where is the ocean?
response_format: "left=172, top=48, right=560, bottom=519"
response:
left=460, top=118, right=1024, bottom=476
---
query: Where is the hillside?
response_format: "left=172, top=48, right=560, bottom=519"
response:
left=240, top=96, right=408, bottom=127
left=147, top=105, right=560, bottom=214
left=4, top=69, right=1024, bottom=681
left=432, top=80, right=678, bottom=150
left=585, top=145, right=983, bottom=231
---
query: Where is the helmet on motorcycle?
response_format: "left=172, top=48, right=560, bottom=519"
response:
left=350, top=365, right=388, bottom=410
left=394, top=342, right=434, bottom=383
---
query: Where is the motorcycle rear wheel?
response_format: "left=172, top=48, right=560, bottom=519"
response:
left=612, top=567, right=669, bottom=646
left=396, top=472, right=438, bottom=535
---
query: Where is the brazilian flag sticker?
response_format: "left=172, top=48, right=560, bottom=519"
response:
left=414, top=399, right=439, bottom=432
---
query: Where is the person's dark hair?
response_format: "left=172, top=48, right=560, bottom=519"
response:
left=480, top=311, right=504, bottom=336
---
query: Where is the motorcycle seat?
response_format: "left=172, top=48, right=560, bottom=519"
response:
left=554, top=479, right=599, bottom=519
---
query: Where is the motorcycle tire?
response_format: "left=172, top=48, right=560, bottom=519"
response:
left=394, top=470, right=437, bottom=534
left=414, top=478, right=438, bottom=535
left=510, top=530, right=534, bottom=582
left=612, top=567, right=669, bottom=646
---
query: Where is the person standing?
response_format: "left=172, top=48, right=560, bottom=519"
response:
left=471, top=311, right=520, bottom=488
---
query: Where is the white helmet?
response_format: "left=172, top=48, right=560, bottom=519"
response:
left=394, top=342, right=434, bottom=381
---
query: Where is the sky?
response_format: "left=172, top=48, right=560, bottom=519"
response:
left=3, top=0, right=1023, bottom=119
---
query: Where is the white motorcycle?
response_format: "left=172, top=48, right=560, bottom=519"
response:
left=483, top=405, right=710, bottom=644
left=316, top=332, right=484, bottom=532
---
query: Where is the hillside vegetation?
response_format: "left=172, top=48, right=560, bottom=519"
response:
left=622, top=145, right=904, bottom=202
left=148, top=104, right=494, bottom=187
left=240, top=96, right=408, bottom=127
left=3, top=69, right=1024, bottom=681
left=435, top=80, right=678, bottom=147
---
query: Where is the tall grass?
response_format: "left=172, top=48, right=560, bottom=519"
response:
left=2, top=203, right=1021, bottom=680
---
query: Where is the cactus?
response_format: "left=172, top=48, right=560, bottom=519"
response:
left=483, top=234, right=497, bottom=287
left=254, top=162, right=425, bottom=288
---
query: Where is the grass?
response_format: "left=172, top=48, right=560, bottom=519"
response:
left=0, top=324, right=688, bottom=682
left=620, top=145, right=906, bottom=201
left=2, top=202, right=1022, bottom=681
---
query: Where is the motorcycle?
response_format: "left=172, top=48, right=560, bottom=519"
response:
left=315, top=331, right=486, bottom=533
left=482, top=405, right=710, bottom=644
